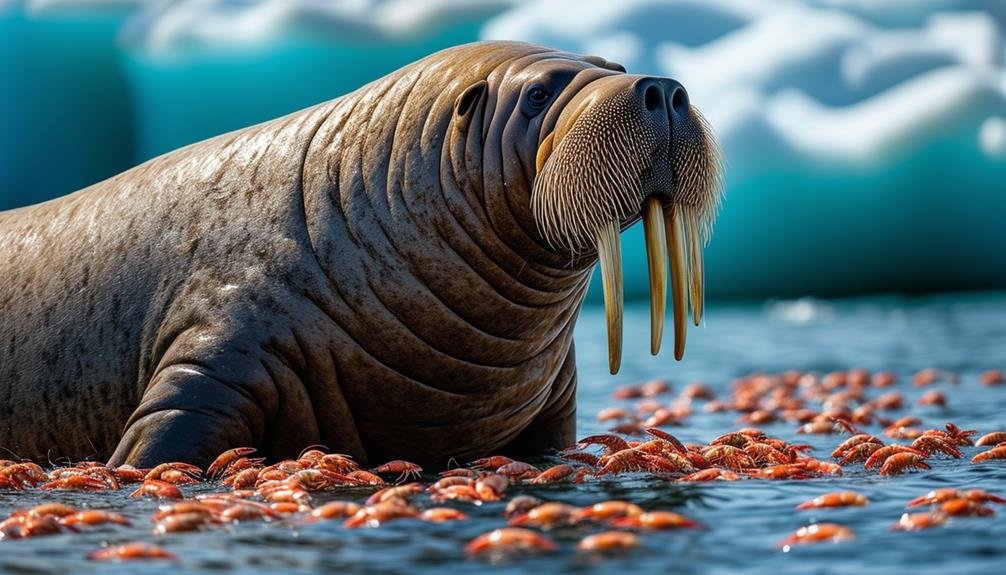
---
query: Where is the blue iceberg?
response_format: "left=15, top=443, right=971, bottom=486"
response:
left=0, top=0, right=140, bottom=209
left=120, top=0, right=518, bottom=161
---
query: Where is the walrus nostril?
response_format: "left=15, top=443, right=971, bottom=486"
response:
left=644, top=84, right=662, bottom=112
left=670, top=86, right=688, bottom=114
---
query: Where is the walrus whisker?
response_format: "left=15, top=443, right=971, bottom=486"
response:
left=670, top=107, right=724, bottom=247
left=299, top=444, right=331, bottom=458
left=531, top=102, right=650, bottom=254
left=666, top=205, right=688, bottom=361
left=0, top=446, right=25, bottom=461
left=642, top=197, right=667, bottom=355
left=596, top=220, right=623, bottom=374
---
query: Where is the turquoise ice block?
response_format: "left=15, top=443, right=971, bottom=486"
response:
left=122, top=16, right=493, bottom=161
left=0, top=4, right=136, bottom=210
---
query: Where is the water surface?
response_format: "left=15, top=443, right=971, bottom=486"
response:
left=1, top=292, right=1004, bottom=574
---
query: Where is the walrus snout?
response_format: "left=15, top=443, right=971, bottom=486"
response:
left=531, top=72, right=723, bottom=375
left=637, top=76, right=688, bottom=116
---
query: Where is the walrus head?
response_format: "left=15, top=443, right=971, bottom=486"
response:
left=532, top=68, right=722, bottom=374
left=445, top=42, right=723, bottom=375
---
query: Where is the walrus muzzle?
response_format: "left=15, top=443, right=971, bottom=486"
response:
left=532, top=75, right=723, bottom=374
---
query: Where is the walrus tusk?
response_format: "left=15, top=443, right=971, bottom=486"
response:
left=596, top=220, right=623, bottom=374
left=684, top=208, right=704, bottom=326
left=642, top=197, right=666, bottom=356
left=666, top=206, right=687, bottom=361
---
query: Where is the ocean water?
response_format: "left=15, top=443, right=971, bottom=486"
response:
left=1, top=292, right=1005, bottom=574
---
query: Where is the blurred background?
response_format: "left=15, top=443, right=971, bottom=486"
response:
left=1, top=0, right=1004, bottom=303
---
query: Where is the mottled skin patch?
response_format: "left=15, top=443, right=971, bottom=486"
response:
left=0, top=41, right=697, bottom=468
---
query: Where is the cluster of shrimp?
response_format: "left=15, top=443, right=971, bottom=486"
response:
left=540, top=426, right=839, bottom=482
left=971, top=431, right=1006, bottom=463
left=0, top=502, right=167, bottom=560
left=616, top=368, right=1004, bottom=476
left=829, top=423, right=978, bottom=475
left=0, top=459, right=147, bottom=491
left=0, top=448, right=435, bottom=557
left=895, top=488, right=1006, bottom=530
left=467, top=498, right=700, bottom=554
left=598, top=378, right=697, bottom=432
left=0, top=502, right=130, bottom=540
left=142, top=448, right=454, bottom=531
left=206, top=447, right=424, bottom=490
left=706, top=369, right=1001, bottom=434
left=777, top=486, right=1006, bottom=549
left=0, top=448, right=426, bottom=498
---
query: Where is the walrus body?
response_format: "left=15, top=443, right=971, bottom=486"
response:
left=0, top=41, right=720, bottom=467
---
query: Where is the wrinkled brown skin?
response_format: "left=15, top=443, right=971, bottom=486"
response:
left=0, top=41, right=657, bottom=468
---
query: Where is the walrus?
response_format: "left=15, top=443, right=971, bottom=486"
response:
left=0, top=41, right=722, bottom=468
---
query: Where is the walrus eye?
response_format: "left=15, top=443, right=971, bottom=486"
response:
left=527, top=84, right=551, bottom=109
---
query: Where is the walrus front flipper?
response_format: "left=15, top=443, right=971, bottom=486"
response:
left=107, top=364, right=266, bottom=469
left=499, top=344, right=578, bottom=457
left=501, top=393, right=576, bottom=457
